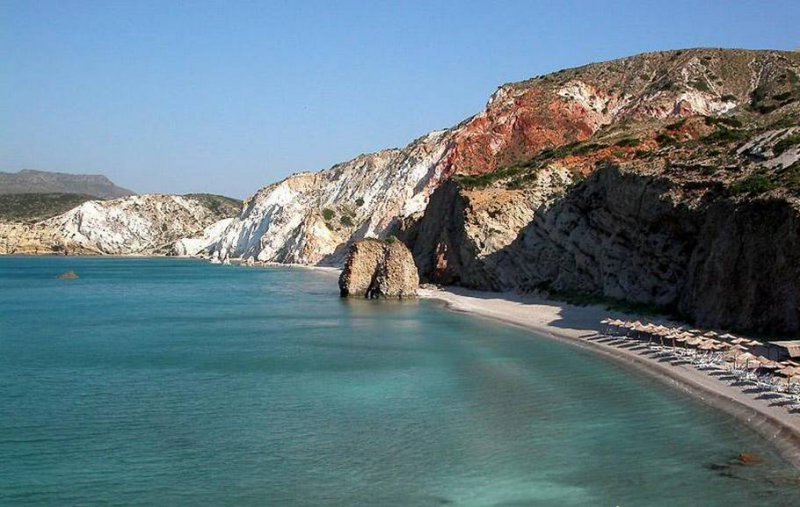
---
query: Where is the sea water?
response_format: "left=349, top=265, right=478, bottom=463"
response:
left=1, top=257, right=799, bottom=506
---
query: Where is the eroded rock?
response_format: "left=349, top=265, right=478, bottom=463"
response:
left=339, top=239, right=419, bottom=299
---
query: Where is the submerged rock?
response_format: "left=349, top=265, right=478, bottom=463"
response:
left=57, top=271, right=79, bottom=280
left=339, top=239, right=419, bottom=299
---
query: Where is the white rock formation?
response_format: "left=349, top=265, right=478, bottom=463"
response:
left=205, top=130, right=453, bottom=264
left=1, top=195, right=230, bottom=255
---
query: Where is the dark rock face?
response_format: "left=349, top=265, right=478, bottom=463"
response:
left=680, top=198, right=800, bottom=333
left=411, top=165, right=800, bottom=335
left=339, top=240, right=419, bottom=299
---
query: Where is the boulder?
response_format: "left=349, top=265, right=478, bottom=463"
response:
left=339, top=239, right=419, bottom=299
left=57, top=271, right=79, bottom=280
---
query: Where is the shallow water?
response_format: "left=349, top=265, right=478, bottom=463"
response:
left=1, top=256, right=799, bottom=506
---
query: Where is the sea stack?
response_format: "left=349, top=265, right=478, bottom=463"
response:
left=339, top=239, right=419, bottom=299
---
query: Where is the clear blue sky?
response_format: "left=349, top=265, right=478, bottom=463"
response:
left=2, top=0, right=798, bottom=198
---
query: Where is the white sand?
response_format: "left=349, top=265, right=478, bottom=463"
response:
left=419, top=285, right=800, bottom=468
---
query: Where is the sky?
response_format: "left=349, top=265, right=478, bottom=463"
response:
left=1, top=1, right=799, bottom=198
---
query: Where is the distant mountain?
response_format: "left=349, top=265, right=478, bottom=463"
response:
left=0, top=169, right=135, bottom=198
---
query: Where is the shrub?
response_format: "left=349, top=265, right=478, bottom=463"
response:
left=704, top=116, right=742, bottom=128
left=784, top=162, right=800, bottom=193
left=340, top=215, right=354, bottom=227
left=614, top=137, right=641, bottom=148
left=731, top=174, right=778, bottom=195
left=690, top=79, right=711, bottom=93
left=355, top=198, right=365, bottom=207
left=322, top=208, right=335, bottom=220
left=666, top=119, right=686, bottom=131
left=656, top=133, right=677, bottom=145
left=701, top=127, right=749, bottom=145
left=774, top=134, right=800, bottom=155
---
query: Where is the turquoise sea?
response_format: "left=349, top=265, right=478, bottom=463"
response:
left=1, top=256, right=799, bottom=506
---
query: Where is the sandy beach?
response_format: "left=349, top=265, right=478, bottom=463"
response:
left=419, top=285, right=800, bottom=469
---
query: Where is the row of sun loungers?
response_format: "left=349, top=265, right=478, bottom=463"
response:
left=596, top=318, right=800, bottom=412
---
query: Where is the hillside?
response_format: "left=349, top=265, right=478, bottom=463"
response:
left=0, top=193, right=98, bottom=223
left=0, top=194, right=241, bottom=256
left=0, top=169, right=135, bottom=198
left=200, top=48, right=800, bottom=334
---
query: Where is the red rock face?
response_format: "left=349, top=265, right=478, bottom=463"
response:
left=441, top=87, right=605, bottom=178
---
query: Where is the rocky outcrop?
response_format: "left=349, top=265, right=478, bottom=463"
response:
left=413, top=158, right=800, bottom=334
left=0, top=195, right=237, bottom=255
left=57, top=271, right=79, bottom=280
left=204, top=130, right=452, bottom=265
left=339, top=240, right=419, bottom=298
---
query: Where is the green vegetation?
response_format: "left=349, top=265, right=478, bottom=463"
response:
left=355, top=198, right=365, bottom=207
left=0, top=193, right=96, bottom=223
left=774, top=134, right=800, bottom=155
left=507, top=172, right=539, bottom=190
left=689, top=79, right=711, bottom=93
left=700, top=127, right=749, bottom=145
left=385, top=235, right=398, bottom=244
left=730, top=174, right=778, bottom=195
left=665, top=119, right=686, bottom=131
left=184, top=194, right=242, bottom=218
left=340, top=215, right=354, bottom=227
left=704, top=115, right=743, bottom=128
left=783, top=162, right=800, bottom=193
left=322, top=208, right=335, bottom=220
left=614, top=137, right=641, bottom=148
left=655, top=133, right=678, bottom=145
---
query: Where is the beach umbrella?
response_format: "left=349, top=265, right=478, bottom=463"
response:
left=744, top=359, right=763, bottom=370
left=703, top=331, right=719, bottom=338
left=718, top=333, right=737, bottom=341
left=734, top=352, right=757, bottom=369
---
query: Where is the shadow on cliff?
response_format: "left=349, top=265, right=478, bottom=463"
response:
left=410, top=165, right=800, bottom=336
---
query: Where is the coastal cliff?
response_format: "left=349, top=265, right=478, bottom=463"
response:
left=0, top=194, right=239, bottom=255
left=201, top=48, right=800, bottom=333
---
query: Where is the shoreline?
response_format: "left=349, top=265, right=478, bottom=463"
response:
left=9, top=255, right=800, bottom=467
left=419, top=285, right=800, bottom=470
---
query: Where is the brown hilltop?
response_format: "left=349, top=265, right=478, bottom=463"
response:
left=441, top=48, right=800, bottom=178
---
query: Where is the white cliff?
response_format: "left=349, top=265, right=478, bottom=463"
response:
left=205, top=130, right=453, bottom=264
left=1, top=194, right=236, bottom=255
